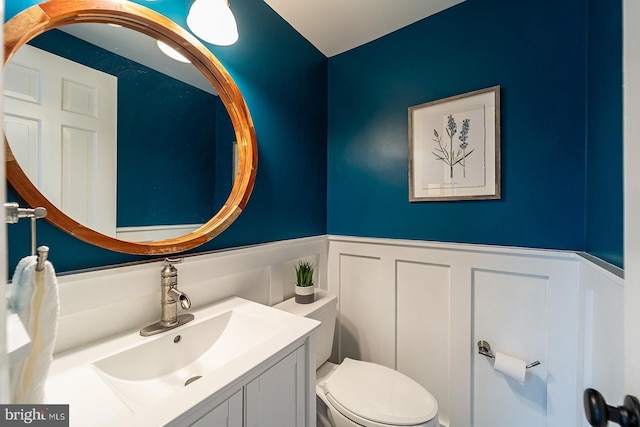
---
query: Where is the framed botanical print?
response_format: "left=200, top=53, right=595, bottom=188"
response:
left=408, top=86, right=501, bottom=201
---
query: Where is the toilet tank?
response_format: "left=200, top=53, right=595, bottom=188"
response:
left=274, top=290, right=337, bottom=369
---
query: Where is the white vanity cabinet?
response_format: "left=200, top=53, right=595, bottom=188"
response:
left=190, top=391, right=243, bottom=427
left=245, top=346, right=307, bottom=427
left=181, top=345, right=311, bottom=427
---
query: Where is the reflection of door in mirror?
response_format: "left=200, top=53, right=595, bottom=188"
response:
left=4, top=25, right=236, bottom=243
left=5, top=44, right=117, bottom=236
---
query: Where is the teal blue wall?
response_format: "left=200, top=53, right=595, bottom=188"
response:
left=5, top=0, right=623, bottom=272
left=5, top=0, right=328, bottom=272
left=327, top=0, right=623, bottom=268
left=585, top=0, right=623, bottom=267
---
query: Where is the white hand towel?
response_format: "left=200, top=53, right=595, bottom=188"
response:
left=8, top=256, right=60, bottom=404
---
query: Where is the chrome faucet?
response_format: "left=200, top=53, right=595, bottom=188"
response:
left=140, top=258, right=194, bottom=336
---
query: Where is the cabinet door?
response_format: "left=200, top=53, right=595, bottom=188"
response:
left=191, top=390, right=242, bottom=427
left=246, top=347, right=306, bottom=427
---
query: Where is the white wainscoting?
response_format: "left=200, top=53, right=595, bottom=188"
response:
left=49, top=234, right=623, bottom=426
left=52, top=236, right=327, bottom=354
left=327, top=236, right=624, bottom=427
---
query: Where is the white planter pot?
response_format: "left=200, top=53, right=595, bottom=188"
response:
left=295, top=285, right=314, bottom=304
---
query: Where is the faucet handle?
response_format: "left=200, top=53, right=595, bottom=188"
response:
left=161, top=257, right=183, bottom=283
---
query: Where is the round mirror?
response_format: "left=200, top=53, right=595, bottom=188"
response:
left=4, top=0, right=258, bottom=255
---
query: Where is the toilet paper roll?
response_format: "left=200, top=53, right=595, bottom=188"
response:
left=494, top=351, right=527, bottom=384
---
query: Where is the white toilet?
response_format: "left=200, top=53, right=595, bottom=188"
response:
left=275, top=290, right=439, bottom=427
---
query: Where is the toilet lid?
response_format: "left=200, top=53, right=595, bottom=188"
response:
left=323, top=358, right=438, bottom=426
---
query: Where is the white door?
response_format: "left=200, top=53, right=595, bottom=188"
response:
left=4, top=44, right=117, bottom=236
left=585, top=1, right=640, bottom=425
left=624, top=0, right=640, bottom=398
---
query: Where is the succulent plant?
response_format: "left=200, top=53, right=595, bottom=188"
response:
left=295, top=261, right=315, bottom=287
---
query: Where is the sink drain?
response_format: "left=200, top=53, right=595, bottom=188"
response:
left=184, top=375, right=202, bottom=386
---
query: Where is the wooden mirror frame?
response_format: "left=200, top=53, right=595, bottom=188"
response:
left=4, top=0, right=257, bottom=255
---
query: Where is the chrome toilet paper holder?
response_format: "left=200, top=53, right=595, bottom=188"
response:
left=477, top=340, right=541, bottom=369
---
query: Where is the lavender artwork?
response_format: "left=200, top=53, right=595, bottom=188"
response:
left=432, top=115, right=474, bottom=179
left=408, top=86, right=500, bottom=201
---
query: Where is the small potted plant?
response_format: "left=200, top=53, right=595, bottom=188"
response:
left=295, top=261, right=315, bottom=304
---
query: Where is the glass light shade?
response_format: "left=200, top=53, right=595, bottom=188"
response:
left=156, top=40, right=191, bottom=63
left=187, top=0, right=239, bottom=46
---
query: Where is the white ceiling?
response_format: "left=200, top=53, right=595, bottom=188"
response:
left=262, top=0, right=466, bottom=57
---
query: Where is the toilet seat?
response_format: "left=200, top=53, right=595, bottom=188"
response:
left=323, top=358, right=438, bottom=427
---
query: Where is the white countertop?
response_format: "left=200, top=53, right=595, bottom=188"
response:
left=45, top=297, right=318, bottom=426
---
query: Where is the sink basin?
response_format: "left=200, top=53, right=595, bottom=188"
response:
left=92, top=304, right=282, bottom=410
left=95, top=311, right=232, bottom=381
left=44, top=296, right=319, bottom=426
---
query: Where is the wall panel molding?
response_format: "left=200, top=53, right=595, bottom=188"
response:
left=52, top=236, right=328, bottom=354
left=328, top=235, right=622, bottom=427
left=43, top=234, right=622, bottom=426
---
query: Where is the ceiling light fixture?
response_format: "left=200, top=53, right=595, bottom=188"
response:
left=156, top=40, right=191, bottom=63
left=187, top=0, right=239, bottom=46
